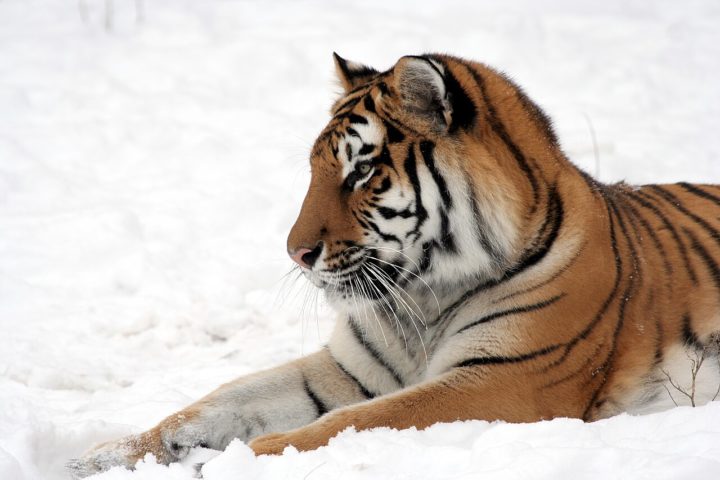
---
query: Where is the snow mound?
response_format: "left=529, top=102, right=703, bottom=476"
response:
left=86, top=404, right=720, bottom=480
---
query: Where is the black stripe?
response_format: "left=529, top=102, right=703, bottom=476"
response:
left=360, top=209, right=374, bottom=219
left=625, top=190, right=698, bottom=284
left=366, top=220, right=402, bottom=245
left=333, top=54, right=378, bottom=87
left=348, top=319, right=404, bottom=387
left=681, top=313, right=703, bottom=350
left=467, top=177, right=503, bottom=261
left=419, top=141, right=453, bottom=209
left=377, top=206, right=413, bottom=220
left=328, top=349, right=375, bottom=399
left=678, top=182, right=720, bottom=208
left=543, top=340, right=605, bottom=389
left=439, top=210, right=457, bottom=252
left=514, top=186, right=564, bottom=272
left=582, top=196, right=639, bottom=419
left=618, top=194, right=673, bottom=276
left=384, top=121, right=405, bottom=143
left=454, top=200, right=619, bottom=371
left=647, top=185, right=720, bottom=248
left=482, top=184, right=563, bottom=287
left=683, top=226, right=720, bottom=294
left=610, top=196, right=642, bottom=280
left=653, top=293, right=664, bottom=365
left=543, top=194, right=624, bottom=371
left=455, top=343, right=563, bottom=368
left=333, top=96, right=361, bottom=116
left=404, top=144, right=428, bottom=239
left=359, top=143, right=374, bottom=155
left=352, top=208, right=371, bottom=228
left=493, top=242, right=585, bottom=305
left=363, top=94, right=376, bottom=113
left=455, top=294, right=565, bottom=336
left=365, top=254, right=403, bottom=286
left=462, top=63, right=540, bottom=213
left=373, top=176, right=392, bottom=195
left=427, top=56, right=477, bottom=133
left=348, top=114, right=368, bottom=125
left=578, top=169, right=605, bottom=196
left=457, top=194, right=624, bottom=385
left=378, top=108, right=422, bottom=138
left=374, top=144, right=395, bottom=170
left=303, top=377, right=328, bottom=417
left=418, top=241, right=435, bottom=273
left=649, top=185, right=720, bottom=251
left=437, top=185, right=564, bottom=332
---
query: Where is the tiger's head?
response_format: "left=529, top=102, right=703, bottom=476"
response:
left=287, top=53, right=559, bottom=312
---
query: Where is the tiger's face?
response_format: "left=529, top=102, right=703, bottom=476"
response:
left=287, top=54, right=521, bottom=311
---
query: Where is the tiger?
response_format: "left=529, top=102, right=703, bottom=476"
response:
left=70, top=53, right=720, bottom=477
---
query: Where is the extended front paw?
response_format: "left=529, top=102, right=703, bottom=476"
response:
left=67, top=429, right=181, bottom=478
left=67, top=435, right=146, bottom=478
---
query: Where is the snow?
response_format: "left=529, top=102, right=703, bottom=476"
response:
left=0, top=1, right=719, bottom=479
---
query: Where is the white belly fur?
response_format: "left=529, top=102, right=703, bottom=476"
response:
left=628, top=343, right=720, bottom=415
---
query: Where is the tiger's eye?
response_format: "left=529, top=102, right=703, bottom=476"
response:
left=358, top=163, right=372, bottom=175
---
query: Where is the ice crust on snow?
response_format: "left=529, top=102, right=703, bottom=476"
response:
left=1, top=1, right=719, bottom=479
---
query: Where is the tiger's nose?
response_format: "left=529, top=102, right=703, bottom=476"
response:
left=289, top=242, right=323, bottom=269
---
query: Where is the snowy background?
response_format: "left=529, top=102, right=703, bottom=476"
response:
left=1, top=0, right=720, bottom=479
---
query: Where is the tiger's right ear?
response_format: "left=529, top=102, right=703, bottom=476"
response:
left=392, top=56, right=452, bottom=133
left=333, top=52, right=379, bottom=93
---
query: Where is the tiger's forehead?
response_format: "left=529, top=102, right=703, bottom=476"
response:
left=311, top=93, right=384, bottom=166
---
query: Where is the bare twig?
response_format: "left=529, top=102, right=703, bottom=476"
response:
left=663, top=333, right=720, bottom=407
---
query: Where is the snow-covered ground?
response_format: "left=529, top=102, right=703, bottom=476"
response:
left=1, top=1, right=719, bottom=479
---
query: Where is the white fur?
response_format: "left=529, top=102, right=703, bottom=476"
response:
left=628, top=344, right=720, bottom=415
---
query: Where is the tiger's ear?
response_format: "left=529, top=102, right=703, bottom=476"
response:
left=333, top=52, right=379, bottom=93
left=392, top=56, right=452, bottom=132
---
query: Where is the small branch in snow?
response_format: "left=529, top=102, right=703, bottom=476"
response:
left=662, top=333, right=720, bottom=407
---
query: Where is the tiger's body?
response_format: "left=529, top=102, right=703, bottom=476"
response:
left=71, top=54, right=720, bottom=477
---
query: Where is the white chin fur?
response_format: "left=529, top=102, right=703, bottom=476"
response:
left=323, top=289, right=378, bottom=316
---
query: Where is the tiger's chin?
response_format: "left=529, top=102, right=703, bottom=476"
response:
left=318, top=280, right=386, bottom=316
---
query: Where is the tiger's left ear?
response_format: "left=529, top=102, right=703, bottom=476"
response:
left=392, top=56, right=453, bottom=132
left=333, top=52, right=379, bottom=93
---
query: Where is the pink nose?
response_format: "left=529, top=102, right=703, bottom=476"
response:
left=290, top=248, right=313, bottom=269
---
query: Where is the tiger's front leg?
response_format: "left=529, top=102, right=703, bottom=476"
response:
left=248, top=365, right=578, bottom=456
left=68, top=348, right=370, bottom=478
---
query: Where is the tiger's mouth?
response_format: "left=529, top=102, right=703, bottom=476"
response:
left=304, top=252, right=404, bottom=303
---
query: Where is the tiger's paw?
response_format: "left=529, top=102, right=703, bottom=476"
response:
left=67, top=436, right=143, bottom=478
left=67, top=430, right=181, bottom=478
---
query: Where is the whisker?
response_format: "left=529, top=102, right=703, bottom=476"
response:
left=367, top=254, right=441, bottom=317
left=353, top=273, right=375, bottom=339
left=366, top=263, right=429, bottom=365
left=357, top=267, right=389, bottom=347
left=272, top=266, right=304, bottom=310
left=363, top=264, right=409, bottom=352
left=312, top=281, right=322, bottom=342
left=366, top=262, right=428, bottom=328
